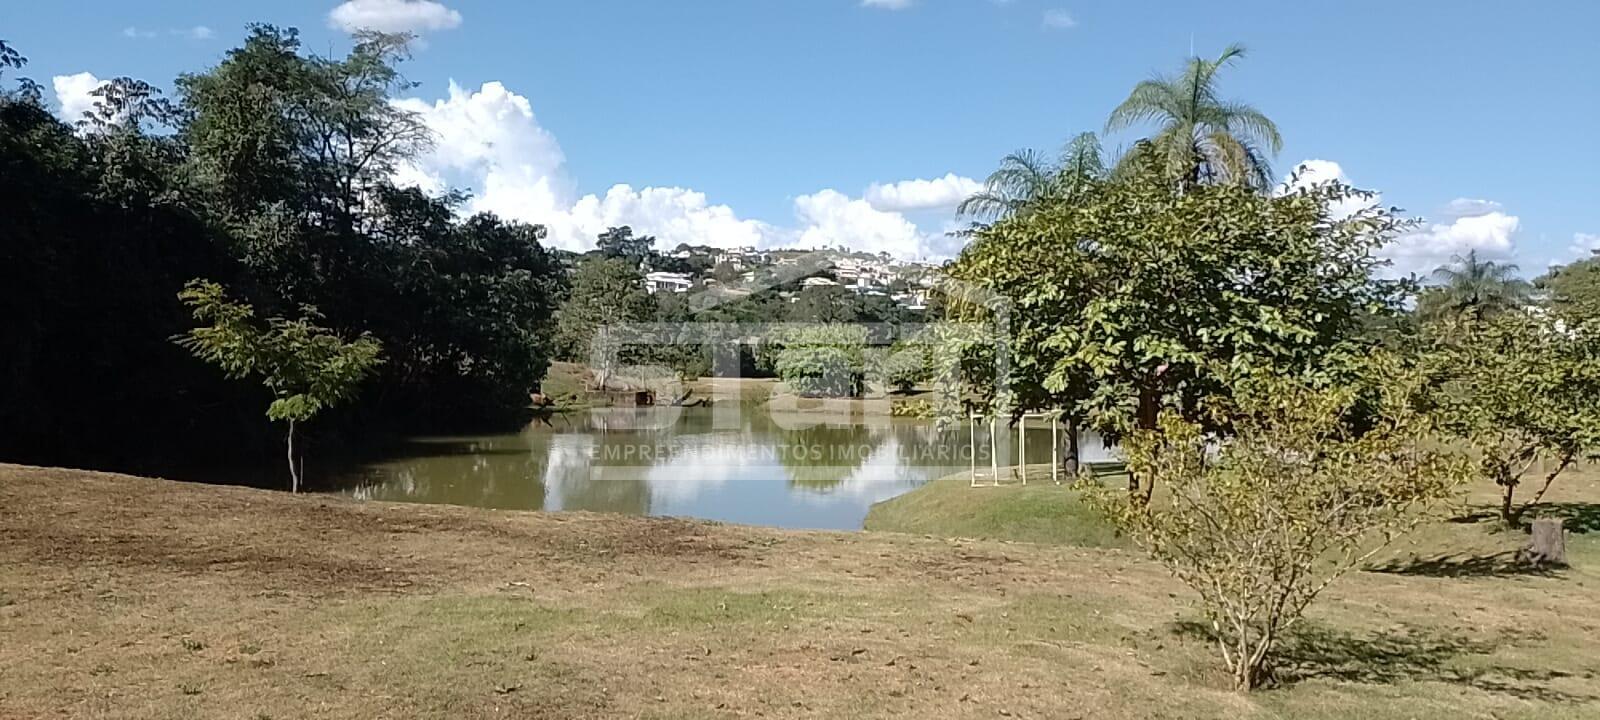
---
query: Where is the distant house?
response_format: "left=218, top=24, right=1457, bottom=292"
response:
left=802, top=276, right=839, bottom=288
left=643, top=271, right=693, bottom=294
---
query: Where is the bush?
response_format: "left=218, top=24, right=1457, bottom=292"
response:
left=1079, top=370, right=1469, bottom=691
left=772, top=325, right=867, bottom=397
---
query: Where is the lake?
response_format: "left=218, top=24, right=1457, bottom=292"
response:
left=323, top=406, right=1113, bottom=530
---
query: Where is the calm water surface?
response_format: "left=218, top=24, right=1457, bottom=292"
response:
left=324, top=407, right=1112, bottom=530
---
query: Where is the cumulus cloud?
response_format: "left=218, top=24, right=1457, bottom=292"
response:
left=329, top=0, right=462, bottom=34
left=393, top=80, right=948, bottom=259
left=861, top=0, right=915, bottom=9
left=1383, top=212, right=1520, bottom=278
left=51, top=72, right=105, bottom=123
left=1042, top=9, right=1077, bottom=29
left=1281, top=159, right=1520, bottom=278
left=795, top=189, right=937, bottom=258
left=393, top=81, right=774, bottom=252
left=864, top=173, right=983, bottom=212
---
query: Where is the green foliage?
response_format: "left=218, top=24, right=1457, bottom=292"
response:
left=2, top=30, right=566, bottom=471
left=946, top=162, right=1409, bottom=444
left=595, top=226, right=655, bottom=264
left=177, top=279, right=382, bottom=489
left=1104, top=43, right=1282, bottom=191
left=1536, top=250, right=1600, bottom=323
left=555, top=256, right=655, bottom=362
left=956, top=132, right=1106, bottom=222
left=772, top=325, right=868, bottom=397
left=1424, top=311, right=1600, bottom=525
left=880, top=341, right=931, bottom=393
left=1416, top=250, right=1531, bottom=323
left=1080, top=369, right=1470, bottom=690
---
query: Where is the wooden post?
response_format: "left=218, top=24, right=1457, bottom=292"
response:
left=1520, top=518, right=1568, bottom=567
left=1051, top=415, right=1059, bottom=485
left=969, top=416, right=977, bottom=488
left=990, top=417, right=1000, bottom=487
left=1019, top=414, right=1027, bottom=486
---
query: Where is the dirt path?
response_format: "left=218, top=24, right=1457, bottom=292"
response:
left=2, top=464, right=1596, bottom=719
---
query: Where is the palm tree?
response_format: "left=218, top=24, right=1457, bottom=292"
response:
left=1418, top=250, right=1532, bottom=321
left=956, top=131, right=1106, bottom=222
left=1105, top=43, right=1282, bottom=191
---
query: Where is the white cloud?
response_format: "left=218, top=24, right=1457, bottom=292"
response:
left=1440, top=197, right=1502, bottom=218
left=1384, top=212, right=1520, bottom=278
left=862, top=0, right=915, bottom=9
left=1568, top=233, right=1600, bottom=259
left=864, top=173, right=983, bottom=212
left=123, top=25, right=214, bottom=40
left=329, top=0, right=462, bottom=34
left=51, top=72, right=105, bottom=123
left=393, top=80, right=953, bottom=259
left=394, top=81, right=775, bottom=253
left=1282, top=159, right=1520, bottom=278
left=795, top=189, right=935, bottom=258
left=1042, top=9, right=1077, bottom=29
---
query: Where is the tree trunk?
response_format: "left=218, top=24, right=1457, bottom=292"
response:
left=1130, top=385, right=1159, bottom=495
left=286, top=419, right=299, bottom=494
left=1062, top=417, right=1080, bottom=476
left=1519, top=519, right=1567, bottom=567
left=1499, top=479, right=1518, bottom=528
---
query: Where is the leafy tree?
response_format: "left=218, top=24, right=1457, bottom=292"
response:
left=178, top=25, right=429, bottom=244
left=949, top=162, right=1408, bottom=496
left=176, top=280, right=383, bottom=492
left=1425, top=311, right=1600, bottom=525
left=773, top=325, right=868, bottom=397
left=1081, top=369, right=1469, bottom=691
left=1416, top=250, right=1531, bottom=323
left=555, top=256, right=655, bottom=363
left=1105, top=43, right=1282, bottom=191
left=595, top=226, right=655, bottom=265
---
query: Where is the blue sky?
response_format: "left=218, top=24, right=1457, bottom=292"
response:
left=5, top=1, right=1597, bottom=273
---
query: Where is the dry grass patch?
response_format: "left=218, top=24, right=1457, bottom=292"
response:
left=2, top=463, right=1598, bottom=719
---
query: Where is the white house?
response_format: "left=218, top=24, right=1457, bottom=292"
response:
left=643, top=271, right=693, bottom=294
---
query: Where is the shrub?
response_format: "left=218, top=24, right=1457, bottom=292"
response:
left=1079, top=371, right=1469, bottom=690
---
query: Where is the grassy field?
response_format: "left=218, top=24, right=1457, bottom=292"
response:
left=864, top=466, right=1130, bottom=547
left=2, top=463, right=1598, bottom=719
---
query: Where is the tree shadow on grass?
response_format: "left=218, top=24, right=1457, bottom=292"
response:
left=1448, top=503, right=1600, bottom=534
left=1170, top=621, right=1595, bottom=703
left=1365, top=550, right=1562, bottom=578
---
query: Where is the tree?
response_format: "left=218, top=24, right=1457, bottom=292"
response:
left=1081, top=369, right=1469, bottom=691
left=1105, top=43, right=1282, bottom=191
left=595, top=226, right=655, bottom=265
left=1425, top=311, right=1600, bottom=526
left=949, top=161, right=1409, bottom=497
left=1535, top=250, right=1600, bottom=323
left=1416, top=250, right=1531, bottom=322
left=176, top=280, right=383, bottom=492
left=555, top=256, right=655, bottom=363
left=773, top=325, right=868, bottom=397
left=178, top=25, right=430, bottom=246
left=956, top=132, right=1105, bottom=222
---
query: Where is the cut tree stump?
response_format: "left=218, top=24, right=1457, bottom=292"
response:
left=1518, top=518, right=1568, bottom=568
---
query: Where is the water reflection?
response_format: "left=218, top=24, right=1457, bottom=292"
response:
left=334, top=408, right=1112, bottom=530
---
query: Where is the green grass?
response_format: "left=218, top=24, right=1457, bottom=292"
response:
left=864, top=466, right=1128, bottom=547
